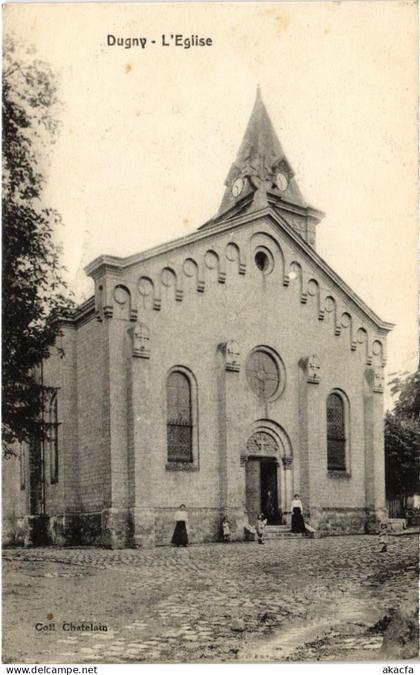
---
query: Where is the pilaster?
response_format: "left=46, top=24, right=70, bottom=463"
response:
left=126, top=323, right=155, bottom=548
left=298, top=355, right=323, bottom=527
left=363, top=367, right=387, bottom=532
left=100, top=305, right=132, bottom=548
left=216, top=340, right=247, bottom=539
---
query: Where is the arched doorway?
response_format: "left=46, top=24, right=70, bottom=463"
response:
left=244, top=430, right=288, bottom=526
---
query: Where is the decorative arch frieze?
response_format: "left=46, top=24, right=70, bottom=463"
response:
left=372, top=339, right=386, bottom=367
left=113, top=284, right=131, bottom=321
left=95, top=278, right=137, bottom=321
left=356, top=327, right=373, bottom=366
left=129, top=230, right=387, bottom=367
left=183, top=257, right=205, bottom=293
left=204, top=249, right=226, bottom=284
left=224, top=242, right=246, bottom=275
left=321, top=295, right=340, bottom=334
left=286, top=261, right=305, bottom=300
left=339, top=312, right=357, bottom=351
left=306, top=277, right=320, bottom=315
left=318, top=289, right=334, bottom=323
left=138, top=275, right=161, bottom=311
left=160, top=266, right=183, bottom=302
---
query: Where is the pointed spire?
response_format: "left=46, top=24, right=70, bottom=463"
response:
left=216, top=89, right=306, bottom=218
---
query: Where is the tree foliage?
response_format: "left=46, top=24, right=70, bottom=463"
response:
left=2, top=37, right=73, bottom=452
left=385, top=363, right=420, bottom=499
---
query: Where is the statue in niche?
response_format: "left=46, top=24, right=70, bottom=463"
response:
left=373, top=367, right=384, bottom=393
left=225, top=340, right=240, bottom=372
left=133, top=323, right=150, bottom=359
left=305, top=354, right=321, bottom=384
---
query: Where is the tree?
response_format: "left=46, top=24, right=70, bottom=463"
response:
left=2, top=37, right=73, bottom=453
left=385, top=363, right=420, bottom=501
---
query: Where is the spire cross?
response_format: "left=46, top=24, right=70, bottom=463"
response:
left=244, top=153, right=274, bottom=190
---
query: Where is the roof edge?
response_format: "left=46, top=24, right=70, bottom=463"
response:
left=84, top=209, right=394, bottom=333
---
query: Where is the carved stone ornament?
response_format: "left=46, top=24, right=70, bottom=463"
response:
left=224, top=340, right=240, bottom=372
left=132, top=323, right=150, bottom=359
left=373, top=367, right=384, bottom=393
left=282, top=456, right=293, bottom=469
left=246, top=431, right=279, bottom=458
left=304, top=354, right=321, bottom=384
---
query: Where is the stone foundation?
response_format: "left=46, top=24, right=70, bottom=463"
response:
left=23, top=515, right=50, bottom=547
left=365, top=507, right=388, bottom=534
left=2, top=516, right=26, bottom=546
left=306, top=506, right=386, bottom=536
left=101, top=509, right=132, bottom=548
left=154, top=507, right=230, bottom=546
left=3, top=506, right=388, bottom=548
left=131, top=508, right=155, bottom=548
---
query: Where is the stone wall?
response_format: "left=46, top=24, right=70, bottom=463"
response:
left=3, top=214, right=388, bottom=547
left=2, top=454, right=26, bottom=545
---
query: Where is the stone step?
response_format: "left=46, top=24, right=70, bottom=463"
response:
left=265, top=525, right=289, bottom=532
left=264, top=529, right=303, bottom=539
left=387, top=518, right=407, bottom=532
left=264, top=533, right=303, bottom=540
left=264, top=524, right=315, bottom=540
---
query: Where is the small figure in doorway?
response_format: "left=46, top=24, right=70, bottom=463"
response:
left=256, top=513, right=268, bottom=544
left=379, top=521, right=389, bottom=553
left=264, top=489, right=276, bottom=523
left=291, top=493, right=306, bottom=534
left=221, top=515, right=231, bottom=543
left=171, top=504, right=189, bottom=547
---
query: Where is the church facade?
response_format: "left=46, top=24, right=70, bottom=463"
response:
left=3, top=92, right=393, bottom=548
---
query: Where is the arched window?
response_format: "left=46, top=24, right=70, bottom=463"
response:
left=326, top=392, right=346, bottom=471
left=48, top=390, right=59, bottom=483
left=167, top=371, right=193, bottom=462
left=19, top=443, right=26, bottom=490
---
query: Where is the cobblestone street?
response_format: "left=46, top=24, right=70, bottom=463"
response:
left=3, top=534, right=419, bottom=663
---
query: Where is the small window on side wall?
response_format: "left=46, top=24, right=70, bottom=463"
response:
left=47, top=390, right=59, bottom=484
left=326, top=392, right=347, bottom=471
left=19, top=443, right=26, bottom=490
left=167, top=371, right=193, bottom=463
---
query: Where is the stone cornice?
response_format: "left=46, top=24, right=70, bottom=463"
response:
left=84, top=207, right=393, bottom=333
left=53, top=296, right=95, bottom=327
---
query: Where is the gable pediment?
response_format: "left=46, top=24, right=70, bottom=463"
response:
left=83, top=206, right=392, bottom=368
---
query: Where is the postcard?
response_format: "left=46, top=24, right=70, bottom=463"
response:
left=2, top=1, right=419, bottom=666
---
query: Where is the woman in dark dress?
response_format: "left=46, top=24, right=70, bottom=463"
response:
left=290, top=493, right=306, bottom=533
left=171, top=504, right=189, bottom=547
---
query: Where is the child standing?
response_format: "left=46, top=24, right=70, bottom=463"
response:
left=221, top=516, right=231, bottom=543
left=379, top=521, right=389, bottom=552
left=256, top=513, right=268, bottom=545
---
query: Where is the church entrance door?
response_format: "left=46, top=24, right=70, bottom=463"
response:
left=260, top=460, right=281, bottom=525
left=245, top=457, right=282, bottom=526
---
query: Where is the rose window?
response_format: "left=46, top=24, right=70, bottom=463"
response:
left=246, top=350, right=280, bottom=399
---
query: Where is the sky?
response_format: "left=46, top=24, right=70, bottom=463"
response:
left=5, top=1, right=419, bottom=407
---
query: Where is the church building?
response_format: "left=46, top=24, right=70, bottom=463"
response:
left=3, top=91, right=393, bottom=548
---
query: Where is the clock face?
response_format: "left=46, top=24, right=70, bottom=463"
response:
left=232, top=178, right=244, bottom=197
left=276, top=172, right=288, bottom=192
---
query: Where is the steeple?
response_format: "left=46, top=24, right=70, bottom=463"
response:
left=202, top=89, right=323, bottom=248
